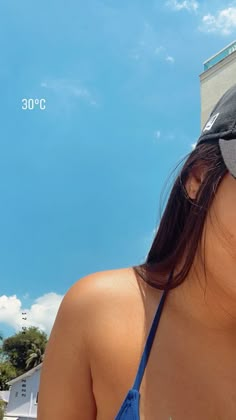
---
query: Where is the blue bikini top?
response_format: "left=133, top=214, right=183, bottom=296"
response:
left=114, top=269, right=173, bottom=419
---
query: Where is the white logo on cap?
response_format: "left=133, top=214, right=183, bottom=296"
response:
left=203, top=113, right=220, bottom=131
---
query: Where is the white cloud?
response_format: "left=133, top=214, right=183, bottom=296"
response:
left=200, top=7, right=236, bottom=35
left=166, top=0, right=199, bottom=12
left=153, top=130, right=161, bottom=143
left=130, top=23, right=175, bottom=65
left=41, top=78, right=97, bottom=106
left=191, top=141, right=197, bottom=150
left=0, top=292, right=64, bottom=338
left=153, top=131, right=177, bottom=145
left=154, top=46, right=165, bottom=55
left=155, top=47, right=175, bottom=63
left=166, top=55, right=175, bottom=63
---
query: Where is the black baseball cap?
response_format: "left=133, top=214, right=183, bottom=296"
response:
left=197, top=83, right=236, bottom=179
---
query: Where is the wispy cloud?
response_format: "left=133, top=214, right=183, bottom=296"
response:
left=199, top=7, right=236, bottom=35
left=155, top=47, right=175, bottom=63
left=41, top=78, right=98, bottom=107
left=166, top=55, right=175, bottom=63
left=130, top=22, right=175, bottom=64
left=165, top=0, right=199, bottom=12
left=153, top=130, right=161, bottom=144
left=153, top=131, right=176, bottom=145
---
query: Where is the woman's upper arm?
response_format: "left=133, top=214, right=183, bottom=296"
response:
left=37, top=274, right=97, bottom=420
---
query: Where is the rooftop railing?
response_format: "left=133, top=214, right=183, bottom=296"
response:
left=204, top=41, right=236, bottom=71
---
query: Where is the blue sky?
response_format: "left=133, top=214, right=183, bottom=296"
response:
left=0, top=0, right=235, bottom=340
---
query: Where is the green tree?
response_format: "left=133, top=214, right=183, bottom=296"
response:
left=0, top=332, right=4, bottom=364
left=26, top=342, right=45, bottom=370
left=0, top=360, right=17, bottom=390
left=2, top=327, right=48, bottom=376
left=0, top=398, right=6, bottom=420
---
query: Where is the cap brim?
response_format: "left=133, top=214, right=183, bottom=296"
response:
left=219, top=138, right=236, bottom=179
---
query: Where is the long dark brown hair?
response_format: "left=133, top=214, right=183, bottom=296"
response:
left=133, top=141, right=228, bottom=292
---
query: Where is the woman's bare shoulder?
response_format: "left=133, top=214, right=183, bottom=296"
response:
left=62, top=265, right=165, bottom=356
left=66, top=266, right=164, bottom=344
left=66, top=266, right=165, bottom=324
left=68, top=266, right=142, bottom=302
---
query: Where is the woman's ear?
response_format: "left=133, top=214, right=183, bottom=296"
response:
left=185, top=163, right=207, bottom=200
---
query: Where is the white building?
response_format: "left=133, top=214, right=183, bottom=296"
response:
left=0, top=391, right=10, bottom=404
left=3, top=363, right=42, bottom=420
left=200, top=40, right=236, bottom=129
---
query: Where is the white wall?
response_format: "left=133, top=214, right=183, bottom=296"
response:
left=4, top=368, right=41, bottom=419
left=200, top=50, right=236, bottom=129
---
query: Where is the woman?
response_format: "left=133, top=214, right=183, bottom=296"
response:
left=37, top=84, right=236, bottom=419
